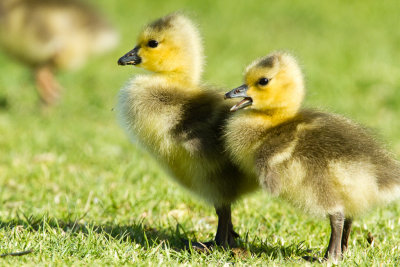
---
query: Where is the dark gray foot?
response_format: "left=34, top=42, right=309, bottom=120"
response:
left=302, top=255, right=323, bottom=263
left=183, top=204, right=239, bottom=252
left=182, top=229, right=240, bottom=252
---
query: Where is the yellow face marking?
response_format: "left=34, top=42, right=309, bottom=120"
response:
left=240, top=53, right=305, bottom=125
left=135, top=30, right=184, bottom=74
left=245, top=66, right=301, bottom=111
left=126, top=13, right=204, bottom=85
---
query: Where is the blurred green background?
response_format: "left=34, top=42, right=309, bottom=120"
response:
left=1, top=0, right=400, bottom=265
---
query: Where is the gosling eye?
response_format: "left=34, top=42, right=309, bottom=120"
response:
left=258, top=77, right=269, bottom=86
left=147, top=40, right=159, bottom=48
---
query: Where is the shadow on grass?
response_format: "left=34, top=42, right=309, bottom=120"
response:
left=0, top=214, right=189, bottom=251
left=0, top=214, right=316, bottom=261
left=237, top=235, right=318, bottom=261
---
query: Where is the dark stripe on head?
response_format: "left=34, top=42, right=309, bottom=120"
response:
left=258, top=55, right=276, bottom=68
left=148, top=14, right=175, bottom=31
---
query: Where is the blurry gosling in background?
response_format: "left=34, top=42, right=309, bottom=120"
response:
left=224, top=51, right=400, bottom=262
left=0, top=0, right=119, bottom=106
left=117, top=13, right=258, bottom=249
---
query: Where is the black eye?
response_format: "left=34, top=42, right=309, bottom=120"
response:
left=258, top=77, right=269, bottom=86
left=147, top=40, right=158, bottom=48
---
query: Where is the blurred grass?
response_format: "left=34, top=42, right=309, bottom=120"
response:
left=1, top=0, right=400, bottom=265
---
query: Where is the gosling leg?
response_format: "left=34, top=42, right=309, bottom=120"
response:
left=35, top=66, right=62, bottom=106
left=186, top=204, right=238, bottom=251
left=324, top=211, right=344, bottom=262
left=215, top=205, right=238, bottom=248
left=341, top=218, right=353, bottom=253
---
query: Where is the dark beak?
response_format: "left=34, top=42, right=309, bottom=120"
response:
left=224, top=84, right=253, bottom=112
left=118, top=46, right=142, bottom=66
left=224, top=84, right=248, bottom=99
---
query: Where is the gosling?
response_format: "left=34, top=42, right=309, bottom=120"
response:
left=0, top=0, right=119, bottom=106
left=117, top=13, right=258, bottom=249
left=224, top=51, right=400, bottom=262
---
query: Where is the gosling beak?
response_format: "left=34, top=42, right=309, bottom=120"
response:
left=224, top=84, right=253, bottom=112
left=118, top=46, right=142, bottom=65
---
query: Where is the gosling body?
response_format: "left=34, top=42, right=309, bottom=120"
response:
left=226, top=109, right=400, bottom=217
left=119, top=75, right=257, bottom=205
left=224, top=51, right=400, bottom=261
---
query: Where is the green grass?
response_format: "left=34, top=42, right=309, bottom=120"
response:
left=1, top=0, right=400, bottom=265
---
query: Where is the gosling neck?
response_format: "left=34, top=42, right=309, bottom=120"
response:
left=156, top=45, right=203, bottom=86
left=169, top=50, right=203, bottom=86
left=155, top=69, right=199, bottom=88
left=253, top=105, right=300, bottom=127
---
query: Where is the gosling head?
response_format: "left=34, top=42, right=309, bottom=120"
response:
left=225, top=52, right=304, bottom=115
left=118, top=13, right=204, bottom=85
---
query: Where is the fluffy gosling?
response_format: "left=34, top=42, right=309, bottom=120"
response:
left=224, top=51, right=400, bottom=262
left=117, top=13, right=258, bottom=249
left=0, top=0, right=119, bottom=105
